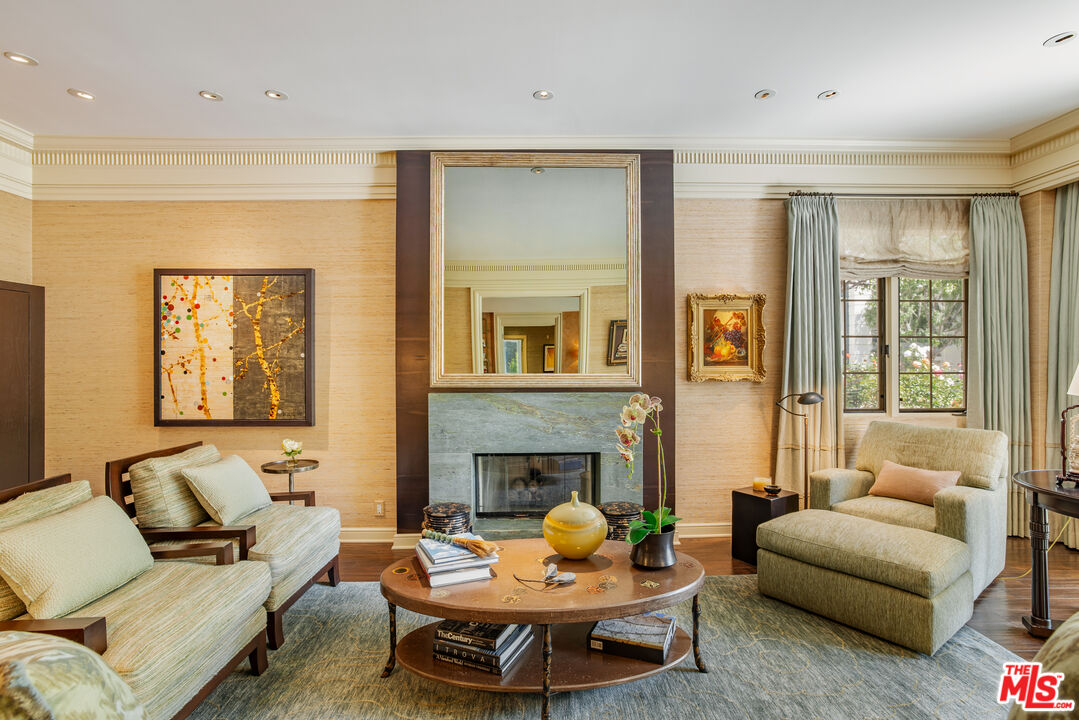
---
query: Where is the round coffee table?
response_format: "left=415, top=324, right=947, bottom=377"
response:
left=379, top=538, right=706, bottom=719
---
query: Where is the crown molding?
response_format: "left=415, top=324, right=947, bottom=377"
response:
left=0, top=119, right=33, bottom=199
left=1, top=116, right=1075, bottom=199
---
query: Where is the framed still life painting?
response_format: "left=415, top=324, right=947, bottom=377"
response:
left=154, top=269, right=315, bottom=426
left=687, top=292, right=766, bottom=383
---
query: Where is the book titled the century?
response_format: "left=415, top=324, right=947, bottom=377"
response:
left=587, top=613, right=676, bottom=664
left=433, top=624, right=533, bottom=671
left=434, top=620, right=519, bottom=650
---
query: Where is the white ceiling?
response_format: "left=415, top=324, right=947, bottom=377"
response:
left=1, top=0, right=1078, bottom=140
left=444, top=167, right=626, bottom=260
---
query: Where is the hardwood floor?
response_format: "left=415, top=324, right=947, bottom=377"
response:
left=340, top=536, right=1079, bottom=659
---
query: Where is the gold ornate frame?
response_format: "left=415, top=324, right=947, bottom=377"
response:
left=430, top=152, right=642, bottom=388
left=687, top=292, right=766, bottom=383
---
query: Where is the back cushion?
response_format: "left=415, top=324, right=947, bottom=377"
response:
left=0, top=481, right=92, bottom=621
left=856, top=421, right=1008, bottom=490
left=128, top=444, right=220, bottom=528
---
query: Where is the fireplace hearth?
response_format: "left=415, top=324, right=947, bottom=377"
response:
left=475, top=453, right=598, bottom=518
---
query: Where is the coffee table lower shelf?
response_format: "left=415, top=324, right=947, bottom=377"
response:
left=396, top=621, right=691, bottom=693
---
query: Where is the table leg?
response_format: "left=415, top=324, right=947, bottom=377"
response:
left=1023, top=500, right=1058, bottom=638
left=693, top=593, right=709, bottom=673
left=288, top=472, right=295, bottom=506
left=541, top=624, right=552, bottom=720
left=380, top=602, right=397, bottom=677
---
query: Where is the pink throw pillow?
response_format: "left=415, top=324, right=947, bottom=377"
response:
left=868, top=460, right=960, bottom=506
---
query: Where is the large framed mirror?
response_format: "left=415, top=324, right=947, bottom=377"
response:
left=430, top=152, right=641, bottom=387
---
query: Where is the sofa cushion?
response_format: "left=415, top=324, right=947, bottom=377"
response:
left=855, top=421, right=1008, bottom=490
left=1010, top=611, right=1079, bottom=719
left=182, top=455, right=272, bottom=525
left=756, top=509, right=970, bottom=598
left=74, top=560, right=270, bottom=719
left=128, top=444, right=219, bottom=528
left=833, top=495, right=937, bottom=532
left=0, top=496, right=154, bottom=619
left=0, top=481, right=93, bottom=622
left=0, top=630, right=144, bottom=719
left=242, top=504, right=341, bottom=582
left=868, top=460, right=960, bottom=506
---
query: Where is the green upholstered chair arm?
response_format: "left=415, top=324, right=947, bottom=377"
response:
left=808, top=468, right=875, bottom=509
left=933, top=486, right=996, bottom=546
left=0, top=617, right=107, bottom=654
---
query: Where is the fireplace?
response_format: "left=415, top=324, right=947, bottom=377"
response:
left=474, top=453, right=599, bottom=518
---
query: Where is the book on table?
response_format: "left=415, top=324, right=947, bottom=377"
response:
left=587, top=612, right=676, bottom=664
left=415, top=533, right=499, bottom=587
left=433, top=622, right=533, bottom=675
left=434, top=620, right=519, bottom=650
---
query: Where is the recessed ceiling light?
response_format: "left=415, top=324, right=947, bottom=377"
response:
left=532, top=89, right=553, bottom=100
left=531, top=167, right=544, bottom=174
left=754, top=89, right=776, bottom=100
left=1044, top=31, right=1075, bottom=47
left=265, top=90, right=288, bottom=100
left=817, top=90, right=839, bottom=100
left=3, top=51, right=38, bottom=66
left=66, top=88, right=95, bottom=101
left=199, top=90, right=223, bottom=101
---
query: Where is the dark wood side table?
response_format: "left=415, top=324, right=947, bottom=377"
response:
left=731, top=487, right=800, bottom=566
left=1012, top=470, right=1079, bottom=638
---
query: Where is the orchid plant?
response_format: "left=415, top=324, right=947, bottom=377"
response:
left=616, top=393, right=679, bottom=544
left=281, top=438, right=303, bottom=461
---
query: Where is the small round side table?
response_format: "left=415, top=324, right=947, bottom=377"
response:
left=261, top=459, right=319, bottom=504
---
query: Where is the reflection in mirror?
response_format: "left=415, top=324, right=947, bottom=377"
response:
left=442, top=165, right=629, bottom=376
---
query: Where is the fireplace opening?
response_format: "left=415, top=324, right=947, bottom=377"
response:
left=474, top=453, right=599, bottom=518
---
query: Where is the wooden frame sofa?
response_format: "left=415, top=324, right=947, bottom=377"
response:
left=106, top=441, right=341, bottom=649
left=0, top=474, right=270, bottom=720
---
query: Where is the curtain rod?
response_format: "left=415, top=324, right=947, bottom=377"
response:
left=788, top=190, right=1018, bottom=199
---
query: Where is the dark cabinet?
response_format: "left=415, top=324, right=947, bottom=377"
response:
left=0, top=280, right=44, bottom=490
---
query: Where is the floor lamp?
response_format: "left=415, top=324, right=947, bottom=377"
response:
left=776, top=391, right=824, bottom=507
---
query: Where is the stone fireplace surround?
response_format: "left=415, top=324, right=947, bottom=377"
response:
left=428, top=392, right=644, bottom=536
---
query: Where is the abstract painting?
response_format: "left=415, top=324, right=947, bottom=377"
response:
left=687, top=293, right=765, bottom=382
left=154, top=269, right=314, bottom=425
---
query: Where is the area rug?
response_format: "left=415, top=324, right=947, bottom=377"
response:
left=189, top=576, right=1017, bottom=719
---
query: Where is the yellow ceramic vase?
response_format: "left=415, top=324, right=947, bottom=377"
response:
left=542, top=491, right=608, bottom=560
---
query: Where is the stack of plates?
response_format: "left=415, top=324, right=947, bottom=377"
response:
left=597, top=501, right=644, bottom=541
left=422, top=502, right=472, bottom=536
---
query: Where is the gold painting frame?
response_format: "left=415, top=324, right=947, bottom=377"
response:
left=687, top=292, right=766, bottom=383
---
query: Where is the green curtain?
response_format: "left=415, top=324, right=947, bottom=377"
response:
left=968, top=195, right=1032, bottom=538
left=1045, top=182, right=1079, bottom=548
left=777, top=196, right=844, bottom=499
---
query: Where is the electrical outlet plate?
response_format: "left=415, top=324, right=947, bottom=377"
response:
left=375, top=500, right=385, bottom=517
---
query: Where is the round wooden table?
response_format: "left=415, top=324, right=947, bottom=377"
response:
left=1013, top=470, right=1079, bottom=637
left=260, top=459, right=318, bottom=504
left=379, top=538, right=706, bottom=719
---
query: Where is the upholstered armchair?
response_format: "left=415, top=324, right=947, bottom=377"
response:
left=106, top=442, right=341, bottom=650
left=809, top=420, right=1009, bottom=596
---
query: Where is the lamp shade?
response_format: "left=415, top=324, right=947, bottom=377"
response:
left=797, top=392, right=825, bottom=405
left=1069, top=363, right=1079, bottom=398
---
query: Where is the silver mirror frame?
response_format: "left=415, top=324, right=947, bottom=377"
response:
left=430, top=152, right=641, bottom=388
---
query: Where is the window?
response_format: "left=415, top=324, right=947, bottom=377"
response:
left=842, top=280, right=885, bottom=411
left=842, top=277, right=966, bottom=413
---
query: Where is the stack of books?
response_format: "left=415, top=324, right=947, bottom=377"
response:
left=415, top=532, right=499, bottom=588
left=433, top=620, right=533, bottom=675
left=587, top=612, right=677, bottom=664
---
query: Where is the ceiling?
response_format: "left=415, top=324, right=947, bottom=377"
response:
left=1, top=1, right=1078, bottom=141
left=444, top=167, right=626, bottom=260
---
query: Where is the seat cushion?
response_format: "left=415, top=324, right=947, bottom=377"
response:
left=241, top=504, right=341, bottom=582
left=0, top=630, right=144, bottom=719
left=0, top=496, right=154, bottom=619
left=833, top=495, right=937, bottom=532
left=0, top=481, right=93, bottom=622
left=128, top=444, right=220, bottom=528
left=756, top=509, right=970, bottom=598
left=74, top=560, right=270, bottom=719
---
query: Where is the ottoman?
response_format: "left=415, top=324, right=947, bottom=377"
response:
left=756, top=509, right=973, bottom=655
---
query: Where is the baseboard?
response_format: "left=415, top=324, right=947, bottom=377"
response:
left=675, top=522, right=732, bottom=539
left=339, top=527, right=396, bottom=544
left=391, top=532, right=422, bottom=550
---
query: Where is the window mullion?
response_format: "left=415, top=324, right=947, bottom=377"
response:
left=886, top=277, right=900, bottom=417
